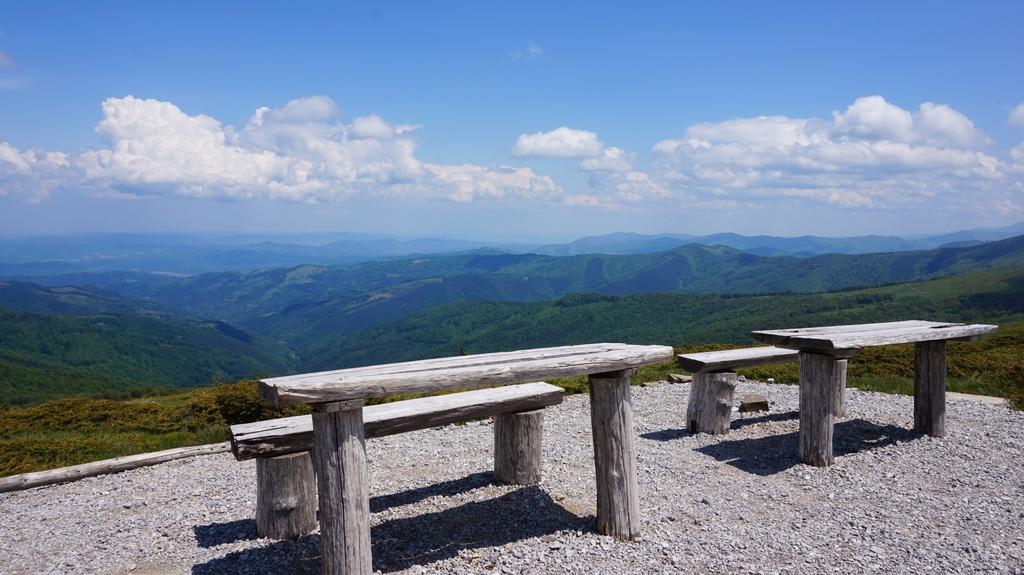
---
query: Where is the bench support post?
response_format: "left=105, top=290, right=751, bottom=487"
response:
left=588, top=369, right=641, bottom=540
left=799, top=351, right=840, bottom=467
left=256, top=451, right=317, bottom=540
left=914, top=340, right=946, bottom=437
left=833, top=359, right=848, bottom=419
left=311, top=401, right=372, bottom=575
left=686, top=370, right=738, bottom=434
left=493, top=409, right=544, bottom=485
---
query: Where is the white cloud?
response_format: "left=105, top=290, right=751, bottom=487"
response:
left=579, top=147, right=633, bottom=173
left=652, top=95, right=1016, bottom=216
left=1009, top=103, right=1024, bottom=128
left=7, top=95, right=561, bottom=204
left=512, top=127, right=603, bottom=158
left=0, top=142, right=69, bottom=202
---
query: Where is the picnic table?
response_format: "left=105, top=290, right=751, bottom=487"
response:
left=751, top=320, right=998, bottom=467
left=259, top=342, right=674, bottom=575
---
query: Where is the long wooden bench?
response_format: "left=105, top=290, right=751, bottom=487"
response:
left=230, top=382, right=564, bottom=540
left=677, top=346, right=849, bottom=434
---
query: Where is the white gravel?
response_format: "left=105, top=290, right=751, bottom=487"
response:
left=2, top=380, right=1023, bottom=575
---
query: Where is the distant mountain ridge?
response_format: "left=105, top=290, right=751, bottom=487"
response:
left=9, top=233, right=1021, bottom=355
left=1, top=222, right=1022, bottom=274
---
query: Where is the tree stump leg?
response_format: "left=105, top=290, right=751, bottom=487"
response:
left=686, top=370, right=738, bottom=434
left=588, top=369, right=641, bottom=540
left=312, top=400, right=372, bottom=575
left=493, top=409, right=544, bottom=485
left=914, top=340, right=947, bottom=437
left=256, top=451, right=317, bottom=540
left=833, top=359, right=848, bottom=419
left=799, top=352, right=840, bottom=467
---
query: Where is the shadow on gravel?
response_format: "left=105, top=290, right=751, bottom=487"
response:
left=640, top=410, right=801, bottom=442
left=370, top=471, right=493, bottom=513
left=191, top=484, right=591, bottom=574
left=192, top=518, right=258, bottom=548
left=695, top=418, right=921, bottom=476
left=370, top=486, right=591, bottom=573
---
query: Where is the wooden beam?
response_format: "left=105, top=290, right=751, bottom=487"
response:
left=232, top=382, right=564, bottom=460
left=914, top=340, right=947, bottom=437
left=753, top=321, right=997, bottom=351
left=312, top=402, right=372, bottom=575
left=493, top=409, right=544, bottom=485
left=261, top=344, right=673, bottom=405
left=0, top=442, right=230, bottom=494
left=798, top=352, right=840, bottom=467
left=685, top=371, right=738, bottom=435
left=589, top=369, right=642, bottom=540
left=677, top=346, right=798, bottom=373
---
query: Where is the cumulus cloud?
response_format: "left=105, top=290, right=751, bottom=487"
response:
left=1010, top=103, right=1024, bottom=128
left=652, top=95, right=1019, bottom=215
left=4, top=95, right=560, bottom=204
left=512, top=127, right=603, bottom=158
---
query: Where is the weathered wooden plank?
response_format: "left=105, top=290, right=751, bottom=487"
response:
left=753, top=322, right=997, bottom=352
left=232, top=382, right=564, bottom=460
left=914, top=340, right=947, bottom=437
left=493, top=409, right=544, bottom=485
left=261, top=344, right=673, bottom=405
left=833, top=359, right=848, bottom=419
left=0, top=442, right=231, bottom=494
left=312, top=402, right=372, bottom=575
left=798, top=352, right=839, bottom=467
left=754, top=320, right=935, bottom=338
left=685, top=371, right=738, bottom=435
left=677, top=346, right=798, bottom=373
left=589, top=369, right=641, bottom=541
left=255, top=451, right=317, bottom=540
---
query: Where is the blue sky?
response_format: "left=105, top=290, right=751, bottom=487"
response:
left=1, top=1, right=1022, bottom=240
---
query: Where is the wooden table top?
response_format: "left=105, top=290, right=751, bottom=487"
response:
left=751, top=320, right=998, bottom=355
left=260, top=342, right=674, bottom=405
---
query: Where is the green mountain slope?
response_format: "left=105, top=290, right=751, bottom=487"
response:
left=72, top=233, right=1023, bottom=349
left=0, top=283, right=295, bottom=404
left=306, top=267, right=1024, bottom=369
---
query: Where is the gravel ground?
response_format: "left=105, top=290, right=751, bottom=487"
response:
left=2, top=380, right=1023, bottom=575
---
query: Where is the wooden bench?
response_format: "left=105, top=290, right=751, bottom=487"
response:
left=677, top=346, right=849, bottom=435
left=230, top=382, right=564, bottom=540
left=259, top=343, right=673, bottom=574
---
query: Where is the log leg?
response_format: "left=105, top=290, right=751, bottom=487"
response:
left=914, top=340, right=947, bottom=437
left=833, top=359, right=848, bottom=419
left=256, top=451, right=317, bottom=539
left=588, top=369, right=641, bottom=540
left=493, top=409, right=544, bottom=485
left=798, top=351, right=840, bottom=467
left=686, top=370, right=738, bottom=435
left=312, top=401, right=372, bottom=575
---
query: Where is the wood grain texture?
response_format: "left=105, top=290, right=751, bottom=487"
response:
left=588, top=369, right=641, bottom=541
left=256, top=452, right=317, bottom=540
left=752, top=321, right=997, bottom=353
left=260, top=343, right=673, bottom=405
left=914, top=340, right=947, bottom=437
left=493, top=409, right=544, bottom=485
left=833, top=359, right=848, bottom=419
left=312, top=402, right=372, bottom=575
left=685, top=371, right=738, bottom=435
left=0, top=442, right=230, bottom=494
left=232, top=382, right=564, bottom=460
left=798, top=352, right=839, bottom=467
left=677, top=347, right=798, bottom=373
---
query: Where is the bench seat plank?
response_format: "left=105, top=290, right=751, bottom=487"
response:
left=260, top=343, right=673, bottom=405
left=677, top=346, right=798, bottom=373
left=232, top=382, right=564, bottom=460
